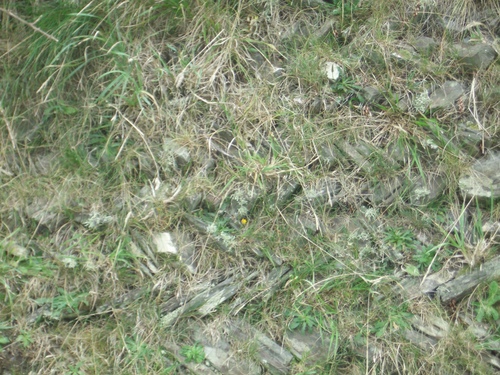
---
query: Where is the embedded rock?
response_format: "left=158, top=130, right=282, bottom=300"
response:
left=162, top=138, right=191, bottom=173
left=409, top=173, right=446, bottom=206
left=302, top=177, right=344, bottom=209
left=189, top=322, right=261, bottom=375
left=454, top=43, right=498, bottom=71
left=413, top=36, right=437, bottom=56
left=429, top=81, right=464, bottom=110
left=225, top=320, right=293, bottom=375
left=459, top=153, right=500, bottom=199
left=153, top=231, right=198, bottom=273
left=284, top=328, right=336, bottom=365
left=436, top=256, right=500, bottom=303
left=361, top=86, right=383, bottom=103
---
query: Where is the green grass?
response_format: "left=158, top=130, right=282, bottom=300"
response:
left=1, top=0, right=500, bottom=373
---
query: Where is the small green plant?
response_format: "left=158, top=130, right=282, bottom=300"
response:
left=67, top=361, right=85, bottom=375
left=0, top=322, right=12, bottom=350
left=181, top=343, right=205, bottom=364
left=124, top=336, right=154, bottom=369
left=287, top=305, right=320, bottom=333
left=371, top=303, right=413, bottom=337
left=384, top=227, right=415, bottom=251
left=34, top=288, right=89, bottom=321
left=204, top=213, right=237, bottom=249
left=15, top=330, right=33, bottom=348
left=326, top=0, right=360, bottom=18
left=474, top=281, right=500, bottom=323
left=330, top=75, right=363, bottom=102
left=413, top=245, right=441, bottom=272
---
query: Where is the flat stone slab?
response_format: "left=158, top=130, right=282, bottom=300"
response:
left=459, top=153, right=500, bottom=199
left=429, top=81, right=464, bottom=110
left=284, top=328, right=337, bottom=365
left=225, top=320, right=293, bottom=375
left=454, top=42, right=498, bottom=71
left=189, top=322, right=261, bottom=375
left=436, top=256, right=500, bottom=303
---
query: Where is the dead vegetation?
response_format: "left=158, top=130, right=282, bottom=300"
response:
left=0, top=0, right=499, bottom=374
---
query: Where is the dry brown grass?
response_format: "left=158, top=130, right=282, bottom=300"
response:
left=0, top=0, right=499, bottom=373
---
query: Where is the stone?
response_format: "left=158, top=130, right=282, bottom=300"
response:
left=308, top=97, right=325, bottom=115
left=368, top=176, right=405, bottom=205
left=183, top=193, right=204, bottom=211
left=190, top=322, right=261, bottom=375
left=284, top=328, right=337, bottom=365
left=413, top=36, right=437, bottom=56
left=153, top=232, right=178, bottom=254
left=160, top=275, right=252, bottom=326
left=436, top=256, right=500, bottom=303
left=153, top=231, right=198, bottom=273
left=409, top=173, right=446, bottom=206
left=428, top=81, right=464, bottom=110
left=25, top=197, right=64, bottom=232
left=442, top=16, right=465, bottom=35
left=480, top=86, right=500, bottom=108
left=162, top=138, right=191, bottom=173
left=5, top=242, right=29, bottom=258
left=318, top=143, right=340, bottom=169
left=227, top=186, right=263, bottom=222
left=274, top=178, right=301, bottom=209
left=482, top=221, right=500, bottom=241
left=457, top=123, right=484, bottom=158
left=459, top=153, right=500, bottom=199
left=396, top=97, right=410, bottom=112
left=295, top=213, right=325, bottom=234
left=403, top=329, right=438, bottom=351
left=390, top=47, right=414, bottom=68
left=225, top=320, right=293, bottom=375
left=302, top=177, right=344, bottom=209
left=361, top=86, right=383, bottom=103
left=454, top=43, right=498, bottom=71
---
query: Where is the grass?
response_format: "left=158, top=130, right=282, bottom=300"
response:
left=1, top=0, right=500, bottom=373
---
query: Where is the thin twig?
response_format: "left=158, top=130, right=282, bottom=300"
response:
left=0, top=7, right=59, bottom=42
left=0, top=104, right=16, bottom=150
left=420, top=197, right=473, bottom=286
left=469, top=74, right=490, bottom=154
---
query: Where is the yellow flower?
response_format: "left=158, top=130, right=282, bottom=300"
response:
left=240, top=217, right=248, bottom=225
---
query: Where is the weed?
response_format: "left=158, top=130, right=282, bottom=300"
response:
left=180, top=343, right=205, bottom=364
left=330, top=75, right=364, bottom=103
left=444, top=202, right=492, bottom=267
left=328, top=0, right=360, bottom=17
left=474, top=281, right=500, bottom=323
left=0, top=322, right=11, bottom=350
left=34, top=288, right=89, bottom=322
left=371, top=303, right=413, bottom=338
left=205, top=214, right=238, bottom=249
left=67, top=361, right=85, bottom=375
left=83, top=210, right=115, bottom=230
left=15, top=330, right=33, bottom=348
left=287, top=305, right=320, bottom=333
left=125, top=336, right=155, bottom=369
left=384, top=227, right=416, bottom=252
left=413, top=245, right=443, bottom=272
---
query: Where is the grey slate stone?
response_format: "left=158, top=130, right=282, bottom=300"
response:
left=413, top=36, right=437, bottom=56
left=454, top=43, right=498, bottom=71
left=459, top=153, right=500, bottom=199
left=429, top=81, right=464, bottom=110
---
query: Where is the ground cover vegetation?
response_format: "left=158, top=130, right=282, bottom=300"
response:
left=0, top=0, right=499, bottom=373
